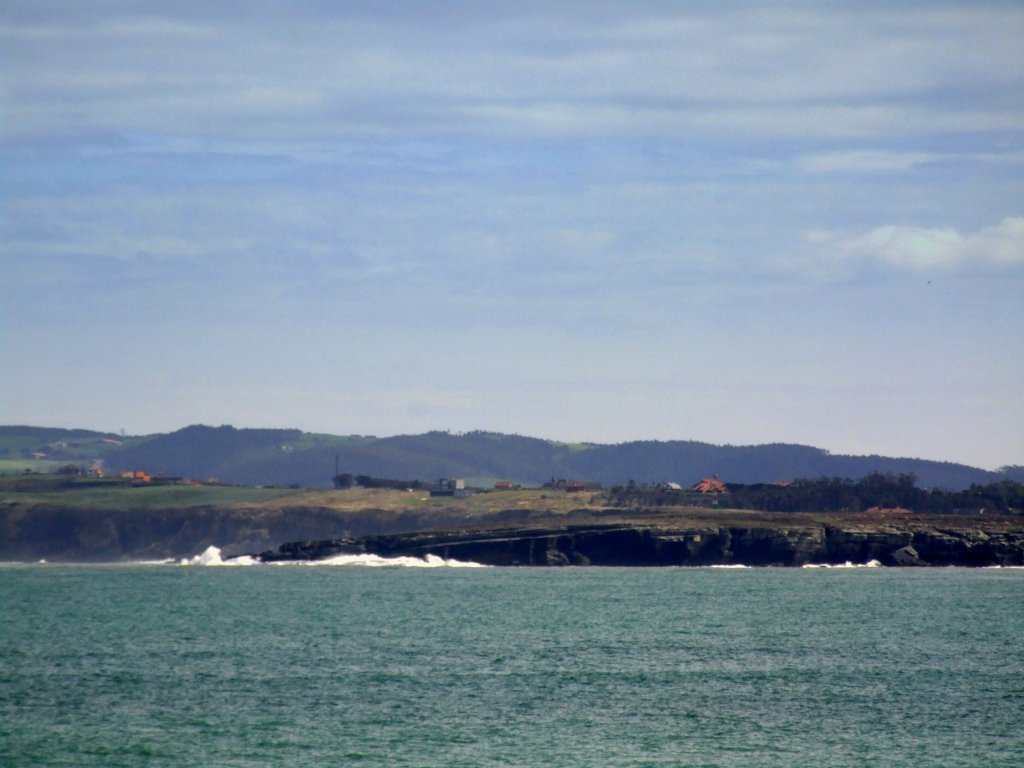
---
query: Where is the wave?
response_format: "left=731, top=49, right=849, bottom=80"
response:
left=179, top=546, right=486, bottom=568
left=276, top=553, right=488, bottom=568
left=180, top=546, right=258, bottom=567
left=802, top=560, right=882, bottom=569
left=707, top=564, right=751, bottom=569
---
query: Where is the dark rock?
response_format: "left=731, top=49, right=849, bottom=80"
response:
left=255, top=522, right=1024, bottom=567
left=890, top=545, right=928, bottom=567
left=5, top=500, right=1021, bottom=567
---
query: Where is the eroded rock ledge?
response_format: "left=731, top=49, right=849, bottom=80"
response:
left=258, top=521, right=1024, bottom=567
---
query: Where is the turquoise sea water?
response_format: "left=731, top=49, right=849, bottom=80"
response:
left=2, top=563, right=1022, bottom=767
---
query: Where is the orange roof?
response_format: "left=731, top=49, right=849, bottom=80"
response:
left=692, top=477, right=726, bottom=493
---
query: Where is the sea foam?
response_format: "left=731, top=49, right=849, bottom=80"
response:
left=802, top=560, right=882, bottom=569
left=180, top=546, right=258, bottom=567
left=180, top=546, right=485, bottom=568
left=708, top=564, right=751, bottom=569
left=279, top=553, right=488, bottom=568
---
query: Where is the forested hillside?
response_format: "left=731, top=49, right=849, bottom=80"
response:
left=0, top=425, right=1012, bottom=490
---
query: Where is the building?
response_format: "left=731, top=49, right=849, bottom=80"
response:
left=430, top=478, right=466, bottom=497
left=692, top=477, right=727, bottom=494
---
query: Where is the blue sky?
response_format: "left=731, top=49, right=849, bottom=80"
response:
left=2, top=1, right=1022, bottom=469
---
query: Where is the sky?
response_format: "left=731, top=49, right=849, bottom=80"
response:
left=1, top=1, right=1022, bottom=470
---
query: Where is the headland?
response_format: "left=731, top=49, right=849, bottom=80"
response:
left=3, top=476, right=1021, bottom=566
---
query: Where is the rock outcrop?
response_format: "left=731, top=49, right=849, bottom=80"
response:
left=257, top=521, right=1024, bottom=567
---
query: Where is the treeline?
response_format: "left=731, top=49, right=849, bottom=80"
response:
left=607, top=473, right=1024, bottom=515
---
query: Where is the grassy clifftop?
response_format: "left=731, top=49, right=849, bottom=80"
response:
left=0, top=475, right=597, bottom=514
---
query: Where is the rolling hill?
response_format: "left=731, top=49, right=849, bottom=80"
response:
left=2, top=424, right=1017, bottom=490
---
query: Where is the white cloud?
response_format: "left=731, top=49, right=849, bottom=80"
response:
left=964, top=217, right=1024, bottom=266
left=799, top=151, right=939, bottom=174
left=799, top=148, right=1024, bottom=174
left=827, top=217, right=1024, bottom=271
left=3, top=3, right=1022, bottom=142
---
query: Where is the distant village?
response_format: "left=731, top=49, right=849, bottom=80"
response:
left=9, top=433, right=1018, bottom=515
left=18, top=446, right=731, bottom=501
left=19, top=436, right=729, bottom=495
left=32, top=459, right=731, bottom=500
left=425, top=475, right=728, bottom=501
left=46, top=463, right=220, bottom=487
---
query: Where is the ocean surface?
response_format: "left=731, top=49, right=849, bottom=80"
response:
left=2, top=557, right=1022, bottom=767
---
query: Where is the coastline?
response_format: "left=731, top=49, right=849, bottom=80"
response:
left=3, top=485, right=1022, bottom=567
left=254, top=517, right=1024, bottom=568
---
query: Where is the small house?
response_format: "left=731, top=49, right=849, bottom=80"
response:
left=692, top=477, right=727, bottom=494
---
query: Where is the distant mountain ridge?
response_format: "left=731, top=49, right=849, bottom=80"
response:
left=1, top=424, right=1018, bottom=491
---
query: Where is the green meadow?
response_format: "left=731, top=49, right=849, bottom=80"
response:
left=0, top=475, right=303, bottom=510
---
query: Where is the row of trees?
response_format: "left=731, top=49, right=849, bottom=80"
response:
left=606, top=473, right=1024, bottom=515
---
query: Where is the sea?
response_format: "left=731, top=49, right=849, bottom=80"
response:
left=2, top=552, right=1022, bottom=767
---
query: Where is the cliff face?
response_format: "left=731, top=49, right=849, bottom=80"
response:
left=260, top=523, right=1024, bottom=568
left=4, top=501, right=1022, bottom=566
left=0, top=503, right=397, bottom=562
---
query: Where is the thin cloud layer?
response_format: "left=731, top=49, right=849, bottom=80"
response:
left=3, top=3, right=1022, bottom=143
left=1, top=1, right=1022, bottom=469
left=799, top=151, right=941, bottom=174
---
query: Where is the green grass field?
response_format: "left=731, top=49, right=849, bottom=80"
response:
left=0, top=476, right=303, bottom=509
left=0, top=460, right=63, bottom=475
left=0, top=428, right=156, bottom=469
left=0, top=475, right=606, bottom=516
left=11, top=473, right=984, bottom=531
left=284, top=432, right=381, bottom=451
left=3, top=476, right=1017, bottom=537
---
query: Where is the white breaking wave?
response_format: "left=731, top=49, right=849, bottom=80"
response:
left=180, top=546, right=258, bottom=567
left=802, top=560, right=882, bottom=569
left=179, top=546, right=486, bottom=568
left=708, top=564, right=751, bottom=569
left=280, top=553, right=488, bottom=568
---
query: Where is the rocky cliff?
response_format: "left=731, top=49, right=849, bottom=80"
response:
left=0, top=503, right=450, bottom=562
left=4, top=498, right=1022, bottom=567
left=258, top=520, right=1024, bottom=567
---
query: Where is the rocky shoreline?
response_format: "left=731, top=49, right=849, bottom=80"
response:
left=4, top=494, right=1022, bottom=566
left=257, top=520, right=1024, bottom=567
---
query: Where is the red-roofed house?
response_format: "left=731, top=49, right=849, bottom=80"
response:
left=692, top=477, right=726, bottom=494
